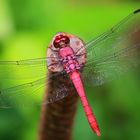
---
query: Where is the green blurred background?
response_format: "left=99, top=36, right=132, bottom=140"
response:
left=0, top=0, right=140, bottom=140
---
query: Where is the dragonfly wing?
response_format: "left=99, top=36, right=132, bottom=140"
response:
left=81, top=56, right=136, bottom=87
left=44, top=83, right=70, bottom=105
left=0, top=57, right=61, bottom=81
left=44, top=72, right=74, bottom=105
left=0, top=72, right=70, bottom=108
left=0, top=77, right=46, bottom=108
left=80, top=9, right=140, bottom=87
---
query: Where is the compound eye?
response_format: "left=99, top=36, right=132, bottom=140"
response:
left=63, top=36, right=70, bottom=44
left=53, top=35, right=70, bottom=48
left=53, top=38, right=61, bottom=48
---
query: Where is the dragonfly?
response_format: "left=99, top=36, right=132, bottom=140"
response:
left=0, top=9, right=140, bottom=136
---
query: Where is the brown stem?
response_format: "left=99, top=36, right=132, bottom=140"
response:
left=39, top=72, right=78, bottom=140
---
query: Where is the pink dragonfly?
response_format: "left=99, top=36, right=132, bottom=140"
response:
left=0, top=9, right=140, bottom=136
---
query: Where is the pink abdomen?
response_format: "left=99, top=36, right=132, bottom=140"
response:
left=69, top=71, right=100, bottom=137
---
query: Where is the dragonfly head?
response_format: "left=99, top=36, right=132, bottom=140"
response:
left=53, top=34, right=70, bottom=48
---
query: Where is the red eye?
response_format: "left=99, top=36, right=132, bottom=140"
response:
left=53, top=34, right=70, bottom=48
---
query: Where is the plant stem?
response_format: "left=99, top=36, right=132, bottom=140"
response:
left=39, top=72, right=78, bottom=140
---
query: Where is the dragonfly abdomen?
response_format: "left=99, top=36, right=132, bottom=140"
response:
left=70, top=71, right=100, bottom=136
left=83, top=103, right=100, bottom=137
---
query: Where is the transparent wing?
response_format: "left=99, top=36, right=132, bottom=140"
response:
left=79, top=9, right=140, bottom=86
left=0, top=72, right=70, bottom=108
left=0, top=57, right=60, bottom=81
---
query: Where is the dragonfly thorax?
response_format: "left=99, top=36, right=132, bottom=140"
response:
left=59, top=46, right=74, bottom=57
left=59, top=47, right=81, bottom=73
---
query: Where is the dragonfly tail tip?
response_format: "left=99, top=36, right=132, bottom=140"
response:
left=95, top=130, right=101, bottom=137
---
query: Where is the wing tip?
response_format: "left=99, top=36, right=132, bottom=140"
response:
left=134, top=9, right=140, bottom=14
